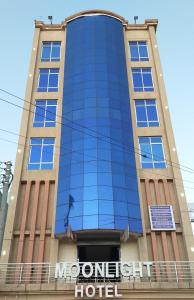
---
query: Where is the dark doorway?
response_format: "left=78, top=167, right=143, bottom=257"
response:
left=78, top=245, right=120, bottom=262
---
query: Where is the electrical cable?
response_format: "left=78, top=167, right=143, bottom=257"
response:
left=0, top=131, right=194, bottom=194
left=0, top=88, right=194, bottom=174
left=1, top=96, right=194, bottom=191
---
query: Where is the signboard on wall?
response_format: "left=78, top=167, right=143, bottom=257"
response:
left=149, top=205, right=176, bottom=231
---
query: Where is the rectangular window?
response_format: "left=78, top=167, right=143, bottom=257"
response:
left=132, top=68, right=154, bottom=92
left=129, top=41, right=149, bottom=61
left=28, top=138, right=55, bottom=170
left=139, top=136, right=166, bottom=169
left=33, top=100, right=57, bottom=127
left=149, top=205, right=176, bottom=231
left=37, top=68, right=59, bottom=92
left=41, top=41, right=61, bottom=62
left=135, top=100, right=159, bottom=127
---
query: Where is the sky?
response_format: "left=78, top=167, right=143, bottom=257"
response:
left=0, top=0, right=194, bottom=207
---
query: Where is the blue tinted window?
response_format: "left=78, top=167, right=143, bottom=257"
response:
left=28, top=138, right=55, bottom=170
left=33, top=100, right=57, bottom=127
left=41, top=42, right=61, bottom=62
left=37, top=69, right=59, bottom=92
left=139, top=136, right=166, bottom=169
left=132, top=68, right=154, bottom=92
left=129, top=41, right=149, bottom=61
left=135, top=100, right=159, bottom=127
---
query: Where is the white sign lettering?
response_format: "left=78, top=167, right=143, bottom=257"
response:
left=75, top=285, right=122, bottom=298
left=55, top=261, right=153, bottom=280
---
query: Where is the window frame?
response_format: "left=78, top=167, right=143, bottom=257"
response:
left=132, top=68, right=154, bottom=92
left=139, top=136, right=166, bottom=169
left=41, top=41, right=61, bottom=62
left=28, top=137, right=55, bottom=170
left=129, top=41, right=149, bottom=62
left=134, top=99, right=159, bottom=127
left=33, top=99, right=57, bottom=128
left=37, top=68, right=59, bottom=92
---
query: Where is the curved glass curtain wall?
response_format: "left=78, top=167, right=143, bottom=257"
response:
left=55, top=15, right=143, bottom=234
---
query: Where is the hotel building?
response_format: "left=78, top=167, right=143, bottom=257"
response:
left=0, top=10, right=194, bottom=299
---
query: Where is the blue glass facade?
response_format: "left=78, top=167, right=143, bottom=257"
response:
left=55, top=15, right=143, bottom=234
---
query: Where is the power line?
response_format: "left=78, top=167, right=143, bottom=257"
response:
left=0, top=88, right=194, bottom=174
left=0, top=96, right=194, bottom=191
left=0, top=130, right=194, bottom=193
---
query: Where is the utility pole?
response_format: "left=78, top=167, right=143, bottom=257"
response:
left=0, top=161, right=13, bottom=254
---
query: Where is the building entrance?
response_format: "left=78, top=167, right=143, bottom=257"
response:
left=78, top=245, right=120, bottom=262
left=78, top=245, right=120, bottom=282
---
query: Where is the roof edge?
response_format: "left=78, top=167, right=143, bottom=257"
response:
left=64, top=9, right=129, bottom=26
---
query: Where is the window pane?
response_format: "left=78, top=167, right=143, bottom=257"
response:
left=84, top=200, right=98, bottom=215
left=140, top=144, right=152, bottom=162
left=147, top=106, right=158, bottom=121
left=143, top=72, right=153, bottom=87
left=51, top=46, right=60, bottom=61
left=34, top=106, right=45, bottom=122
left=139, top=45, right=148, bottom=60
left=46, top=105, right=56, bottom=121
left=152, top=144, right=164, bottom=161
left=42, top=145, right=54, bottom=162
left=130, top=46, right=139, bottom=61
left=30, top=146, right=41, bottom=163
left=49, top=73, right=58, bottom=87
left=136, top=106, right=147, bottom=121
left=28, top=164, right=40, bottom=170
left=41, top=163, right=53, bottom=170
left=41, top=46, right=51, bottom=61
left=133, top=73, right=143, bottom=88
left=38, top=74, right=48, bottom=89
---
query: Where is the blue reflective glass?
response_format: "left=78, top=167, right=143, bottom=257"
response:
left=51, top=46, right=60, bottom=61
left=84, top=173, right=97, bottom=186
left=147, top=105, right=157, bottom=121
left=98, top=186, right=113, bottom=200
left=70, top=174, right=84, bottom=188
left=49, top=73, right=58, bottom=88
left=37, top=69, right=59, bottom=92
left=41, top=42, right=61, bottom=62
left=42, top=145, right=54, bottom=162
left=83, top=215, right=98, bottom=229
left=99, top=200, right=114, bottom=215
left=98, top=173, right=112, bottom=186
left=115, top=201, right=128, bottom=216
left=41, top=46, right=51, bottom=61
left=140, top=144, right=152, bottom=162
left=69, top=216, right=83, bottom=231
left=132, top=73, right=142, bottom=89
left=84, top=200, right=98, bottom=215
left=29, top=146, right=41, bottom=163
left=99, top=215, right=114, bottom=229
left=69, top=202, right=83, bottom=217
left=40, top=163, right=53, bottom=170
left=151, top=137, right=162, bottom=143
left=139, top=45, right=148, bottom=61
left=84, top=186, right=98, bottom=200
left=55, top=16, right=143, bottom=234
left=139, top=136, right=166, bottom=169
left=34, top=106, right=44, bottom=122
left=38, top=73, right=48, bottom=91
left=46, top=105, right=56, bottom=121
left=130, top=46, right=139, bottom=61
left=152, top=144, right=164, bottom=161
left=136, top=106, right=146, bottom=121
left=143, top=72, right=153, bottom=87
